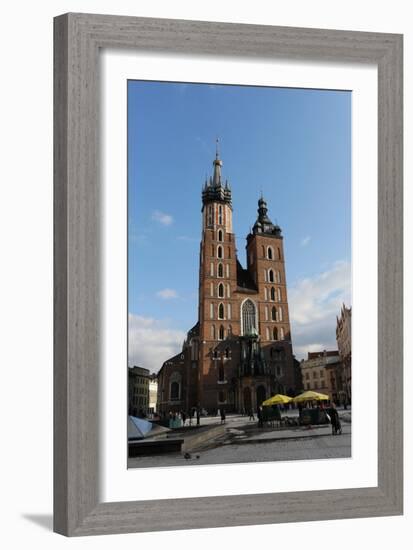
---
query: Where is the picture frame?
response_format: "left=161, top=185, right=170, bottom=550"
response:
left=53, top=13, right=403, bottom=536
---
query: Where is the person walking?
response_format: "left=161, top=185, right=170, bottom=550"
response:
left=196, top=407, right=201, bottom=426
left=329, top=402, right=342, bottom=435
left=257, top=406, right=264, bottom=428
left=220, top=408, right=226, bottom=425
left=249, top=409, right=255, bottom=421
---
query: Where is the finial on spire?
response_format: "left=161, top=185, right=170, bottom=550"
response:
left=215, top=137, right=220, bottom=159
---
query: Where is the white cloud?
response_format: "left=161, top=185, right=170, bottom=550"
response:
left=301, top=235, right=311, bottom=247
left=151, top=210, right=173, bottom=226
left=156, top=288, right=178, bottom=300
left=289, top=261, right=351, bottom=360
left=128, top=314, right=186, bottom=373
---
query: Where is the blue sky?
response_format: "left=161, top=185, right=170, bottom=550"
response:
left=128, top=80, right=351, bottom=371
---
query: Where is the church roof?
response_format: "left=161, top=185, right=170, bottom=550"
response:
left=202, top=144, right=232, bottom=207
left=250, top=196, right=282, bottom=237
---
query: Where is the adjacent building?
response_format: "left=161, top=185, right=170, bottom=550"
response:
left=336, top=303, right=352, bottom=404
left=128, top=365, right=150, bottom=416
left=157, top=149, right=297, bottom=414
left=300, top=350, right=339, bottom=397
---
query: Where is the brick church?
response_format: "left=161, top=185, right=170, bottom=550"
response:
left=157, top=148, right=299, bottom=414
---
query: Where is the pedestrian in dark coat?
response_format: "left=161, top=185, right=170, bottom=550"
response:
left=329, top=402, right=342, bottom=435
left=220, top=408, right=226, bottom=424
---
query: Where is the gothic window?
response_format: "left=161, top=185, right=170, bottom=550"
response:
left=268, top=269, right=275, bottom=283
left=219, top=325, right=225, bottom=340
left=218, top=283, right=224, bottom=298
left=218, top=364, right=225, bottom=381
left=264, top=269, right=267, bottom=282
left=226, top=284, right=230, bottom=298
left=270, top=287, right=275, bottom=301
left=218, top=205, right=223, bottom=225
left=264, top=287, right=268, bottom=300
left=265, top=306, right=268, bottom=321
left=211, top=325, right=215, bottom=339
left=276, top=271, right=281, bottom=283
left=170, top=373, right=181, bottom=400
left=277, top=287, right=281, bottom=302
left=273, top=327, right=278, bottom=340
left=279, top=307, right=283, bottom=321
left=218, top=303, right=225, bottom=319
left=207, top=205, right=213, bottom=226
left=267, top=246, right=274, bottom=260
left=217, top=245, right=223, bottom=259
left=271, top=306, right=277, bottom=321
left=242, top=299, right=257, bottom=336
left=218, top=263, right=224, bottom=278
left=226, top=264, right=230, bottom=278
left=266, top=327, right=270, bottom=340
left=210, top=303, right=214, bottom=319
left=218, top=229, right=223, bottom=242
left=280, top=327, right=284, bottom=340
left=210, top=263, right=214, bottom=276
left=210, top=282, right=214, bottom=297
left=227, top=303, right=231, bottom=319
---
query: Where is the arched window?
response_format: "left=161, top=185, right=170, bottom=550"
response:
left=264, top=287, right=268, bottom=300
left=210, top=303, right=214, bottom=319
left=277, top=271, right=281, bottom=283
left=218, top=283, right=224, bottom=298
left=219, top=325, right=225, bottom=340
left=277, top=287, right=281, bottom=301
left=170, top=372, right=181, bottom=401
left=170, top=381, right=180, bottom=400
left=279, top=307, right=283, bottom=321
left=218, top=364, right=225, bottom=381
left=242, top=299, right=257, bottom=335
left=217, top=229, right=223, bottom=242
left=226, top=284, right=230, bottom=298
left=266, top=327, right=270, bottom=340
left=218, top=205, right=223, bottom=225
left=211, top=325, right=216, bottom=339
left=270, top=287, right=275, bottom=301
left=218, top=263, right=224, bottom=278
left=268, top=269, right=275, bottom=283
left=273, top=327, right=278, bottom=340
left=280, top=327, right=284, bottom=340
left=267, top=246, right=273, bottom=260
left=271, top=306, right=277, bottom=321
left=207, top=205, right=213, bottom=226
left=210, top=282, right=214, bottom=297
left=210, top=263, right=214, bottom=276
left=217, top=245, right=223, bottom=259
left=218, top=303, right=225, bottom=319
left=265, top=306, right=268, bottom=321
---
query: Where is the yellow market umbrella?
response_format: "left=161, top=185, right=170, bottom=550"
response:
left=292, top=390, right=329, bottom=403
left=262, top=394, right=292, bottom=406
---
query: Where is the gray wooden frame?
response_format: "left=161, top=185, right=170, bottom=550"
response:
left=54, top=13, right=403, bottom=536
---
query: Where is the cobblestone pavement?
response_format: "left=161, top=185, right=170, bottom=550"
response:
left=128, top=423, right=351, bottom=469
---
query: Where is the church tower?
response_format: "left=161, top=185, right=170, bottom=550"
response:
left=245, top=197, right=296, bottom=394
left=197, top=144, right=239, bottom=409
